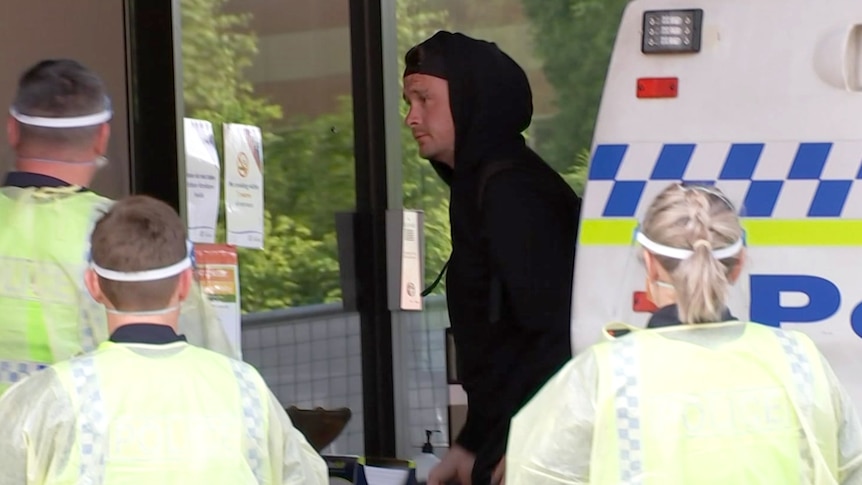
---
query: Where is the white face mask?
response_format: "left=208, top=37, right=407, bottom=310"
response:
left=19, top=155, right=109, bottom=170
left=654, top=280, right=675, bottom=290
left=105, top=305, right=180, bottom=317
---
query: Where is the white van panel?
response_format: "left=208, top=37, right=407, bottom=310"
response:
left=574, top=0, right=862, bottom=408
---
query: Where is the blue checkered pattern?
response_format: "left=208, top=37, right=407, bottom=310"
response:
left=231, top=360, right=266, bottom=483
left=772, top=329, right=815, bottom=482
left=80, top=322, right=97, bottom=353
left=610, top=339, right=643, bottom=483
left=71, top=356, right=106, bottom=485
left=587, top=142, right=862, bottom=218
left=79, top=294, right=110, bottom=354
left=0, top=360, right=48, bottom=385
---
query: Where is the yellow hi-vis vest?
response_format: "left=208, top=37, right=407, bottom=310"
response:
left=48, top=341, right=272, bottom=484
left=590, top=323, right=840, bottom=484
left=0, top=186, right=112, bottom=396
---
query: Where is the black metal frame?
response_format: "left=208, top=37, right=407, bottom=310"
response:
left=124, top=0, right=182, bottom=211
left=349, top=0, right=398, bottom=457
left=123, top=0, right=398, bottom=457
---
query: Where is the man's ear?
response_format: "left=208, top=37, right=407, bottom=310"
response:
left=176, top=268, right=193, bottom=303
left=84, top=268, right=107, bottom=304
left=7, top=117, right=19, bottom=148
left=643, top=249, right=660, bottom=281
left=727, top=249, right=746, bottom=284
left=94, top=123, right=110, bottom=155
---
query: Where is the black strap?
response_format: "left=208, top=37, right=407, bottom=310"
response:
left=421, top=161, right=518, bottom=304
left=421, top=258, right=450, bottom=297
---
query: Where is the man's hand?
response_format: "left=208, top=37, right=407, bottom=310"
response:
left=427, top=444, right=475, bottom=485
left=491, top=457, right=505, bottom=485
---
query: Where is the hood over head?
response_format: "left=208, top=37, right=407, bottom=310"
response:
left=404, top=31, right=533, bottom=184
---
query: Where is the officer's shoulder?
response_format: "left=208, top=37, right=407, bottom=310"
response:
left=1, top=366, right=62, bottom=404
left=757, top=323, right=818, bottom=348
left=212, top=350, right=266, bottom=379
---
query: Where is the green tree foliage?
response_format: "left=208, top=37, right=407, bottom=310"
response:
left=396, top=0, right=452, bottom=294
left=181, top=0, right=624, bottom=312
left=180, top=0, right=281, bottom=129
left=521, top=0, right=629, bottom=188
left=181, top=0, right=450, bottom=312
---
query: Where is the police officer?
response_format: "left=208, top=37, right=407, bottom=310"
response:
left=0, top=195, right=327, bottom=483
left=506, top=183, right=862, bottom=484
left=0, top=59, right=235, bottom=395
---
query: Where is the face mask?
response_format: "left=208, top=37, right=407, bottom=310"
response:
left=645, top=277, right=675, bottom=305
left=19, top=155, right=108, bottom=169
left=106, top=306, right=180, bottom=317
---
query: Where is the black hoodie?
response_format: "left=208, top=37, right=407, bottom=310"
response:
left=410, top=32, right=582, bottom=483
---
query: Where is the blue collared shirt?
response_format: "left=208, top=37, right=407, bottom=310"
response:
left=3, top=171, right=79, bottom=189
left=109, top=324, right=187, bottom=345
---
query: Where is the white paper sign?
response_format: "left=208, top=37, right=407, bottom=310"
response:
left=400, top=210, right=422, bottom=311
left=183, top=118, right=220, bottom=243
left=224, top=123, right=264, bottom=249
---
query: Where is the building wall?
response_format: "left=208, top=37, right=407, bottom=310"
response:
left=0, top=0, right=131, bottom=199
left=224, top=0, right=556, bottom=122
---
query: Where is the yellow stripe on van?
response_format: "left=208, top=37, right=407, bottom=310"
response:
left=579, top=219, right=862, bottom=246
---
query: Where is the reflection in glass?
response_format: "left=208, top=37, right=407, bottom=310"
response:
left=180, top=0, right=355, bottom=313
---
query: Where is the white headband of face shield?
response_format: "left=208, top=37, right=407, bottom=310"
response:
left=9, top=107, right=112, bottom=128
left=635, top=230, right=744, bottom=260
left=91, top=241, right=194, bottom=282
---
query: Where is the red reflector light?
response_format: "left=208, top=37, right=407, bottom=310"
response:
left=637, top=77, right=678, bottom=98
left=633, top=291, right=659, bottom=313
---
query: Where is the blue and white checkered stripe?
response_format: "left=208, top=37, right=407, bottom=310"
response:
left=609, top=339, right=643, bottom=483
left=71, top=356, right=107, bottom=485
left=585, top=141, right=862, bottom=219
left=0, top=360, right=48, bottom=385
left=771, top=329, right=816, bottom=483
left=79, top=302, right=101, bottom=353
left=231, top=360, right=266, bottom=483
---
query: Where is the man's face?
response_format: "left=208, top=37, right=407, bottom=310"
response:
left=403, top=73, right=455, bottom=167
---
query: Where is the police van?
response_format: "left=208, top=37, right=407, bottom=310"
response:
left=573, top=0, right=862, bottom=406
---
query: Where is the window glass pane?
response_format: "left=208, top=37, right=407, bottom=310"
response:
left=181, top=0, right=355, bottom=314
left=0, top=0, right=130, bottom=199
left=179, top=0, right=361, bottom=455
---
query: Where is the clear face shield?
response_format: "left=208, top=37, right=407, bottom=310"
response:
left=8, top=96, right=113, bottom=169
left=88, top=240, right=196, bottom=316
left=602, top=184, right=753, bottom=339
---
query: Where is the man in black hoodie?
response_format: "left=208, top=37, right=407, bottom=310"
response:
left=402, top=32, right=582, bottom=485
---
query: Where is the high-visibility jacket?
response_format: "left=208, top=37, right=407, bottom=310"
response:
left=0, top=340, right=328, bottom=484
left=0, top=186, right=237, bottom=395
left=506, top=322, right=862, bottom=484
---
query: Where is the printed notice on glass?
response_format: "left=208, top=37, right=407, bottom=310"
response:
left=224, top=123, right=264, bottom=249
left=184, top=118, right=220, bottom=243
left=194, top=243, right=242, bottom=357
left=400, top=210, right=423, bottom=311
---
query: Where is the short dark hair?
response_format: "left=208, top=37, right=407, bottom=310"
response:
left=12, top=59, right=109, bottom=148
left=90, top=196, right=188, bottom=311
